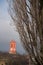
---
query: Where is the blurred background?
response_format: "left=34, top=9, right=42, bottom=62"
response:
left=0, top=0, right=26, bottom=54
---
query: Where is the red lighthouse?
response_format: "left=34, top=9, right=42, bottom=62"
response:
left=9, top=40, right=16, bottom=54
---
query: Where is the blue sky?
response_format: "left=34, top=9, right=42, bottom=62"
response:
left=0, top=0, right=26, bottom=54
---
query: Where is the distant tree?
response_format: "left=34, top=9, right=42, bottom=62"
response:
left=8, top=0, right=43, bottom=65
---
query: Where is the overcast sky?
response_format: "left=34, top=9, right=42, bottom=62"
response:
left=0, top=0, right=26, bottom=54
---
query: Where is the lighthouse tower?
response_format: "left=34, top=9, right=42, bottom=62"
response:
left=9, top=40, right=16, bottom=54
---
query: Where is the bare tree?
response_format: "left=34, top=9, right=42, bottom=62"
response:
left=8, top=0, right=43, bottom=65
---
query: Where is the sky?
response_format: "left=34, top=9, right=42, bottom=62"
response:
left=0, top=0, right=26, bottom=54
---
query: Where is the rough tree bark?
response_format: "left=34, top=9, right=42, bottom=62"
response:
left=8, top=0, right=43, bottom=65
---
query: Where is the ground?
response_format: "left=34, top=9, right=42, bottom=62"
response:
left=0, top=52, right=29, bottom=65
